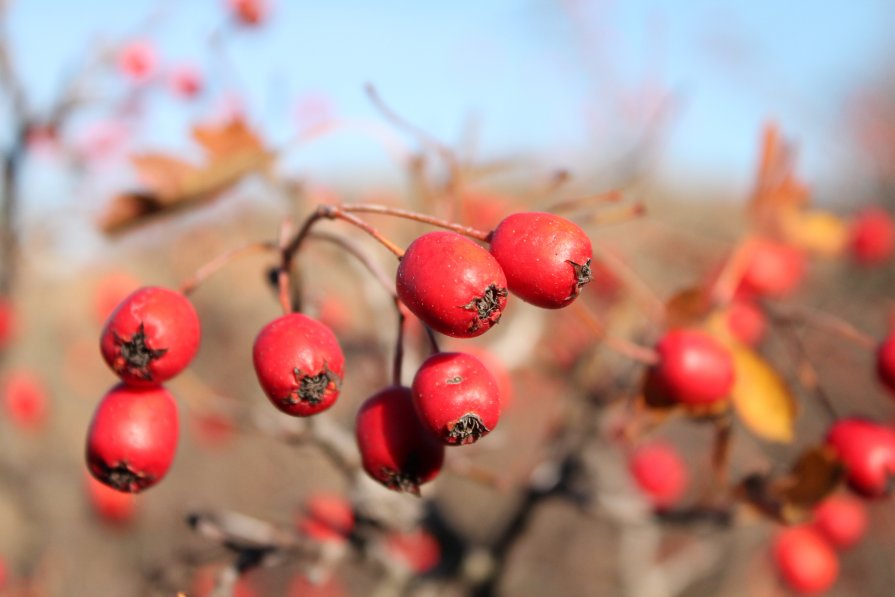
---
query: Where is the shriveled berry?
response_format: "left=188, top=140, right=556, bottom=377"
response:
left=100, top=286, right=201, bottom=386
left=812, top=495, right=867, bottom=550
left=411, top=352, right=501, bottom=445
left=877, top=332, right=895, bottom=396
left=355, top=386, right=444, bottom=494
left=253, top=313, right=345, bottom=417
left=86, top=384, right=179, bottom=493
left=488, top=212, right=593, bottom=309
left=826, top=417, right=895, bottom=498
left=2, top=370, right=49, bottom=432
left=653, top=329, right=734, bottom=405
left=629, top=442, right=688, bottom=508
left=725, top=298, right=766, bottom=346
left=850, top=207, right=894, bottom=265
left=397, top=231, right=508, bottom=338
left=773, top=526, right=839, bottom=595
left=737, top=238, right=804, bottom=298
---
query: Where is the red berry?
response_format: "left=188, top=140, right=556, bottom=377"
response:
left=228, top=0, right=269, bottom=26
left=385, top=529, right=441, bottom=574
left=773, top=526, right=839, bottom=595
left=85, top=473, right=136, bottom=525
left=411, top=352, right=501, bottom=445
left=355, top=386, right=444, bottom=494
left=653, top=329, right=735, bottom=405
left=850, top=207, right=895, bottom=265
left=86, top=384, right=179, bottom=493
left=488, top=212, right=593, bottom=309
left=252, top=313, right=345, bottom=417
left=725, top=298, right=766, bottom=346
left=812, top=495, right=867, bottom=550
left=877, top=332, right=895, bottom=396
left=2, top=370, right=49, bottom=431
left=737, top=239, right=804, bottom=298
left=826, top=418, right=895, bottom=498
left=117, top=40, right=156, bottom=82
left=396, top=231, right=508, bottom=338
left=297, top=493, right=354, bottom=544
left=100, top=286, right=201, bottom=386
left=629, top=442, right=688, bottom=508
left=0, top=297, right=14, bottom=350
left=169, top=65, right=203, bottom=99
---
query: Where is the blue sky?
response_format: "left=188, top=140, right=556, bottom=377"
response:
left=8, top=0, right=895, bottom=201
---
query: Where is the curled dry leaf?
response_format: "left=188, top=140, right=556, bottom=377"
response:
left=99, top=118, right=274, bottom=233
left=737, top=445, right=844, bottom=524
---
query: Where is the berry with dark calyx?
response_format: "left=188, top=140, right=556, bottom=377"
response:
left=411, top=352, right=501, bottom=445
left=877, top=332, right=895, bottom=396
left=86, top=384, right=179, bottom=493
left=812, top=494, right=867, bottom=550
left=355, top=385, right=444, bottom=495
left=725, top=298, right=766, bottom=346
left=397, top=231, right=508, bottom=338
left=253, top=313, right=345, bottom=417
left=629, top=442, right=688, bottom=509
left=849, top=207, right=894, bottom=265
left=737, top=238, right=805, bottom=298
left=773, top=526, right=839, bottom=595
left=488, top=211, right=593, bottom=309
left=826, top=417, right=895, bottom=498
left=653, top=329, right=735, bottom=405
left=100, top=286, right=201, bottom=387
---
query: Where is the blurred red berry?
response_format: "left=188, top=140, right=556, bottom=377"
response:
left=725, top=298, right=766, bottom=346
left=629, top=442, right=688, bottom=508
left=297, top=493, right=354, bottom=544
left=228, top=0, right=269, bottom=26
left=169, top=65, right=203, bottom=99
left=826, top=417, right=895, bottom=498
left=117, top=40, right=156, bottom=82
left=0, top=297, right=15, bottom=350
left=772, top=526, right=838, bottom=595
left=385, top=529, right=441, bottom=574
left=812, top=494, right=867, bottom=550
left=849, top=207, right=894, bottom=265
left=85, top=473, right=136, bottom=525
left=2, top=370, right=49, bottom=432
left=737, top=239, right=804, bottom=298
left=653, top=329, right=735, bottom=405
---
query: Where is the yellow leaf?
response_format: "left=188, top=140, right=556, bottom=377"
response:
left=780, top=207, right=847, bottom=257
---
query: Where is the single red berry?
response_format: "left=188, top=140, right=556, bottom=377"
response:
left=297, top=493, right=354, bottom=544
left=653, top=329, right=735, bottom=405
left=877, top=332, right=895, bottom=396
left=737, top=239, right=805, bottom=298
left=355, top=385, right=445, bottom=494
left=812, top=494, right=867, bottom=550
left=411, top=352, right=501, bottom=445
left=253, top=313, right=345, bottom=417
left=385, top=529, right=441, bottom=574
left=2, top=370, right=49, bottom=432
left=773, top=526, right=839, bottom=595
left=0, top=297, right=14, bottom=350
left=85, top=473, right=136, bottom=525
left=287, top=573, right=346, bottom=597
left=86, top=384, right=179, bottom=493
left=228, top=0, right=269, bottom=26
left=826, top=417, right=895, bottom=498
left=725, top=298, right=766, bottom=346
left=117, top=40, right=156, bottom=82
left=397, top=231, right=508, bottom=338
left=100, top=286, right=201, bottom=386
left=169, top=65, right=203, bottom=99
left=850, top=207, right=895, bottom=265
left=488, top=212, right=593, bottom=309
left=629, top=442, right=688, bottom=508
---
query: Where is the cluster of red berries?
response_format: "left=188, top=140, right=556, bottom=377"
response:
left=87, top=286, right=201, bottom=493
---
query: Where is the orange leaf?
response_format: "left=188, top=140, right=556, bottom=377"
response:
left=130, top=154, right=200, bottom=202
left=779, top=207, right=847, bottom=257
left=192, top=117, right=265, bottom=161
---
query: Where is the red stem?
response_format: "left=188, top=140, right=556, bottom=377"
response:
left=339, top=203, right=490, bottom=242
left=180, top=241, right=278, bottom=295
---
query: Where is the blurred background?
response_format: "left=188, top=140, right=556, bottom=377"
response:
left=1, top=0, right=895, bottom=595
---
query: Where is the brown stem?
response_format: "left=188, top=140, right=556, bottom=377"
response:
left=768, top=302, right=877, bottom=351
left=572, top=301, right=659, bottom=365
left=592, top=243, right=666, bottom=325
left=542, top=188, right=623, bottom=213
left=339, top=203, right=490, bottom=242
left=277, top=219, right=296, bottom=314
left=708, top=415, right=733, bottom=502
left=180, top=241, right=279, bottom=295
